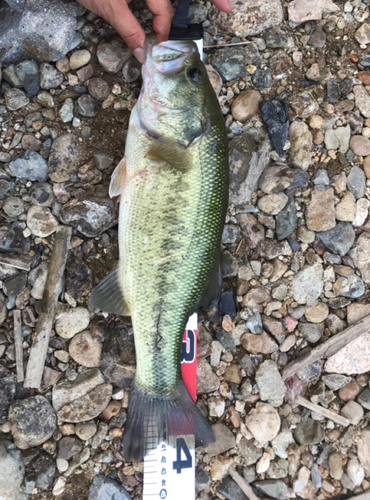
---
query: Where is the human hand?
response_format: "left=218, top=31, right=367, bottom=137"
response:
left=77, top=0, right=232, bottom=63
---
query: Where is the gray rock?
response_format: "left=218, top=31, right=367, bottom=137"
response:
left=334, top=274, right=365, bottom=299
left=322, top=374, right=351, bottom=391
left=9, top=150, right=48, bottom=181
left=58, top=436, right=83, bottom=460
left=299, top=322, right=324, bottom=343
left=0, top=365, right=16, bottom=424
left=3, top=272, right=27, bottom=298
left=97, top=39, right=131, bottom=73
left=312, top=169, right=330, bottom=186
left=291, top=263, right=323, bottom=305
left=197, top=359, right=220, bottom=394
left=350, top=233, right=370, bottom=283
left=4, top=87, right=29, bottom=110
left=3, top=64, right=22, bottom=86
left=218, top=476, right=247, bottom=500
left=347, top=166, right=366, bottom=199
left=289, top=90, right=318, bottom=118
left=252, top=68, right=272, bottom=89
left=0, top=438, right=26, bottom=500
left=256, top=360, right=286, bottom=406
left=29, top=182, right=54, bottom=207
left=276, top=197, right=297, bottom=240
left=87, top=78, right=110, bottom=101
left=271, top=431, right=295, bottom=459
left=0, top=0, right=79, bottom=65
left=15, top=59, right=39, bottom=96
left=285, top=169, right=310, bottom=196
left=297, top=360, right=323, bottom=381
left=212, top=45, right=258, bottom=81
left=354, top=85, right=370, bottom=119
left=9, top=395, right=57, bottom=449
left=206, top=423, right=235, bottom=457
left=341, top=401, right=364, bottom=425
left=317, top=222, right=355, bottom=257
left=76, top=94, right=98, bottom=117
left=27, top=206, right=58, bottom=237
left=40, top=63, right=63, bottom=89
left=294, top=419, right=324, bottom=445
left=59, top=98, right=74, bottom=123
left=48, top=134, right=86, bottom=183
left=253, top=479, right=288, bottom=500
left=358, top=388, right=370, bottom=410
left=289, top=121, right=312, bottom=170
left=28, top=261, right=48, bottom=299
left=246, top=312, right=263, bottom=334
left=0, top=222, right=30, bottom=254
left=122, top=57, right=141, bottom=83
left=238, top=438, right=262, bottom=465
left=3, top=196, right=25, bottom=217
left=259, top=165, right=295, bottom=194
left=89, top=475, right=131, bottom=500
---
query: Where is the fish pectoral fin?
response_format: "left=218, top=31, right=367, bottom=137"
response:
left=109, top=156, right=127, bottom=198
left=197, top=254, right=222, bottom=311
left=146, top=138, right=190, bottom=172
left=89, top=269, right=131, bottom=316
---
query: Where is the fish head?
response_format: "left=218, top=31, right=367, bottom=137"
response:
left=138, top=36, right=216, bottom=145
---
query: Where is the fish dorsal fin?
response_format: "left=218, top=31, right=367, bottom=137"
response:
left=89, top=269, right=131, bottom=316
left=109, top=156, right=127, bottom=198
left=146, top=138, right=190, bottom=172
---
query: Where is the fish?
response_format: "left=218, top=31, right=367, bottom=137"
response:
left=90, top=36, right=228, bottom=461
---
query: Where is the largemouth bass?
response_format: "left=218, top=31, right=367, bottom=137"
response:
left=90, top=37, right=228, bottom=461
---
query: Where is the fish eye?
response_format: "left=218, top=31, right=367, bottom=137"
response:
left=187, top=67, right=203, bottom=83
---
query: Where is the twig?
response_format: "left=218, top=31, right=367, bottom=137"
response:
left=295, top=395, right=350, bottom=427
left=13, top=310, right=24, bottom=383
left=204, top=41, right=256, bottom=49
left=229, top=467, right=261, bottom=500
left=0, top=254, right=33, bottom=271
left=282, top=314, right=370, bottom=380
left=24, top=226, right=72, bottom=388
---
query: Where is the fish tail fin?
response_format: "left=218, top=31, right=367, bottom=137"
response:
left=123, top=379, right=215, bottom=461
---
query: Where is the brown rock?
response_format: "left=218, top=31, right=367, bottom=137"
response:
left=231, top=90, right=261, bottom=122
left=363, top=156, right=370, bottom=179
left=350, top=136, right=370, bottom=156
left=57, top=384, right=112, bottom=422
left=262, top=315, right=285, bottom=343
left=101, top=400, right=122, bottom=420
left=338, top=381, right=361, bottom=401
left=242, top=288, right=271, bottom=312
left=350, top=233, right=370, bottom=283
left=358, top=72, right=370, bottom=86
left=241, top=333, right=263, bottom=354
left=347, top=303, right=370, bottom=325
left=358, top=429, right=370, bottom=475
left=206, top=423, right=236, bottom=457
left=224, top=364, right=242, bottom=384
left=69, top=331, right=102, bottom=367
left=305, top=303, right=329, bottom=323
left=306, top=187, right=335, bottom=231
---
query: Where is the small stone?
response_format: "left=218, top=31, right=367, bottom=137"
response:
left=15, top=60, right=40, bottom=96
left=56, top=458, right=69, bottom=473
left=48, top=134, right=85, bottom=183
left=75, top=421, right=97, bottom=441
left=350, top=135, right=370, bottom=156
left=347, top=458, right=365, bottom=487
left=291, top=263, right=324, bottom=305
left=288, top=0, right=339, bottom=24
left=87, top=78, right=110, bottom=101
left=289, top=121, right=313, bottom=170
left=245, top=403, right=281, bottom=447
left=59, top=98, right=74, bottom=123
left=322, top=374, right=351, bottom=390
left=347, top=303, right=370, bottom=324
left=334, top=274, right=365, bottom=299
left=0, top=366, right=16, bottom=424
left=69, top=331, right=102, bottom=367
left=55, top=308, right=90, bottom=340
left=89, top=475, right=131, bottom=500
left=9, top=396, right=56, bottom=449
left=306, top=187, right=335, bottom=231
left=318, top=222, right=355, bottom=257
left=350, top=233, right=370, bottom=283
left=40, top=63, right=63, bottom=89
left=252, top=68, right=272, bottom=89
left=305, top=303, right=328, bottom=323
left=9, top=150, right=47, bottom=182
left=4, top=88, right=29, bottom=110
left=197, top=359, right=220, bottom=394
left=259, top=165, right=294, bottom=193
left=358, top=430, right=370, bottom=476
left=76, top=94, right=98, bottom=117
left=30, top=183, right=54, bottom=207
left=253, top=480, right=288, bottom=500
left=208, top=396, right=225, bottom=418
left=56, top=57, right=70, bottom=73
left=312, top=169, right=330, bottom=186
left=347, top=166, right=366, bottom=198
left=325, top=126, right=351, bottom=153
left=27, top=206, right=58, bottom=237
left=339, top=381, right=361, bottom=401
left=329, top=453, right=343, bottom=480
left=206, top=423, right=235, bottom=457
left=299, top=322, right=324, bottom=343
left=355, top=23, right=370, bottom=45
left=335, top=191, right=356, bottom=222
left=294, top=419, right=324, bottom=445
left=280, top=334, right=295, bottom=352
left=97, top=39, right=131, bottom=73
left=271, top=431, right=295, bottom=459
left=0, top=438, right=25, bottom=500
left=231, top=90, right=261, bottom=122
left=122, top=57, right=141, bottom=83
left=256, top=360, right=286, bottom=407
left=358, top=387, right=370, bottom=410
left=341, top=401, right=364, bottom=425
left=258, top=193, right=288, bottom=215
left=3, top=197, right=24, bottom=217
left=325, top=333, right=370, bottom=374
left=241, top=333, right=263, bottom=354
left=289, top=90, right=318, bottom=118
left=28, top=261, right=48, bottom=299
left=101, top=400, right=122, bottom=420
left=217, top=476, right=247, bottom=500
left=353, top=198, right=370, bottom=227
left=69, top=50, right=91, bottom=70
left=260, top=99, right=290, bottom=157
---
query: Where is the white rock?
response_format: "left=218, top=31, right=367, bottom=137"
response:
left=325, top=332, right=370, bottom=374
left=347, top=458, right=365, bottom=487
left=353, top=198, right=370, bottom=227
left=245, top=403, right=281, bottom=447
left=55, top=308, right=90, bottom=339
left=27, top=206, right=58, bottom=237
left=291, top=263, right=324, bottom=305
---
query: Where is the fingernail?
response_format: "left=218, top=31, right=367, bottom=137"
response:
left=133, top=47, right=145, bottom=64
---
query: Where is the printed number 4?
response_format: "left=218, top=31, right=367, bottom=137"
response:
left=172, top=438, right=192, bottom=474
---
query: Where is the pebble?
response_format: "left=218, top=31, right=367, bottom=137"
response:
left=69, top=331, right=102, bottom=367
left=299, top=322, right=324, bottom=343
left=58, top=436, right=83, bottom=459
left=75, top=421, right=97, bottom=441
left=256, top=360, right=286, bottom=406
left=48, top=133, right=84, bottom=183
left=197, top=359, right=220, bottom=394
left=97, top=39, right=131, bottom=73
left=339, top=381, right=361, bottom=401
left=258, top=193, right=288, bottom=215
left=318, top=222, right=355, bottom=257
left=325, top=333, right=370, bottom=374
left=346, top=458, right=365, bottom=487
left=89, top=475, right=131, bottom=500
left=26, top=206, right=58, bottom=237
left=16, top=60, right=40, bottom=96
left=231, top=90, right=261, bottom=122
left=59, top=98, right=74, bottom=123
left=355, top=23, right=370, bottom=45
left=354, top=85, right=370, bottom=118
left=312, top=169, right=330, bottom=186
left=252, top=68, right=272, bottom=88
left=56, top=57, right=70, bottom=73
left=322, top=374, right=351, bottom=390
left=335, top=191, right=356, bottom=222
left=40, top=63, right=63, bottom=89
left=347, top=166, right=366, bottom=198
left=122, top=57, right=141, bottom=83
left=289, top=121, right=312, bottom=170
left=9, top=396, right=56, bottom=449
left=271, top=431, right=295, bottom=459
left=30, top=182, right=54, bottom=207
left=350, top=233, right=370, bottom=283
left=353, top=198, right=370, bottom=227
left=291, top=263, right=323, bottom=305
left=87, top=78, right=110, bottom=101
left=206, top=423, right=235, bottom=457
left=357, top=429, right=370, bottom=476
left=259, top=165, right=294, bottom=194
left=3, top=197, right=24, bottom=217
left=76, top=94, right=98, bottom=117
left=4, top=88, right=30, bottom=110
left=260, top=99, right=290, bottom=157
left=329, top=452, right=343, bottom=480
left=28, top=261, right=48, bottom=299
left=305, top=303, right=328, bottom=323
left=217, top=476, right=246, bottom=500
left=334, top=274, right=365, bottom=298
left=55, top=307, right=90, bottom=340
left=294, top=419, right=324, bottom=445
left=358, top=387, right=370, bottom=410
left=0, top=439, right=25, bottom=500
left=69, top=49, right=91, bottom=70
left=0, top=366, right=16, bottom=424
left=212, top=46, right=250, bottom=81
left=325, top=126, right=351, bottom=153
left=289, top=90, right=318, bottom=118
left=350, top=135, right=370, bottom=156
left=341, top=400, right=364, bottom=425
left=9, top=151, right=47, bottom=182
left=245, top=403, right=281, bottom=447
left=288, top=0, right=339, bottom=24
left=306, top=187, right=335, bottom=231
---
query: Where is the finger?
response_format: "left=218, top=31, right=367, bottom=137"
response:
left=146, top=0, right=173, bottom=42
left=104, top=1, right=146, bottom=52
left=212, top=0, right=233, bottom=13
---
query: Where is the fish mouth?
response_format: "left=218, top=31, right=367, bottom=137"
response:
left=144, top=35, right=198, bottom=75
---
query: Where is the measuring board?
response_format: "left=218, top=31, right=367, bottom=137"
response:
left=143, top=313, right=198, bottom=500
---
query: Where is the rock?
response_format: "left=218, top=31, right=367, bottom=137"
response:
left=262, top=316, right=285, bottom=343
left=3, top=196, right=24, bottom=217
left=259, top=165, right=294, bottom=194
left=212, top=45, right=258, bottom=81
left=9, top=396, right=56, bottom=449
left=30, top=183, right=54, bottom=207
left=358, top=387, right=370, bottom=410
left=241, top=333, right=263, bottom=354
left=238, top=214, right=264, bottom=249
left=299, top=322, right=324, bottom=343
left=289, top=91, right=318, bottom=118
left=0, top=366, right=16, bottom=424
left=258, top=193, right=288, bottom=215
left=335, top=191, right=356, bottom=222
left=59, top=98, right=74, bottom=123
left=288, top=0, right=339, bottom=24
left=355, top=23, right=370, bottom=45
left=350, top=135, right=370, bottom=156
left=322, top=374, right=350, bottom=390
left=3, top=64, right=22, bottom=86
left=58, top=436, right=83, bottom=460
left=334, top=274, right=365, bottom=299
left=0, top=438, right=26, bottom=500
left=353, top=198, right=370, bottom=227
left=324, top=125, right=351, bottom=153
left=229, top=130, right=271, bottom=204
left=276, top=197, right=297, bottom=240
left=197, top=359, right=220, bottom=394
left=306, top=187, right=335, bottom=231
left=122, top=57, right=141, bottom=83
left=289, top=121, right=312, bottom=170
left=347, top=458, right=365, bottom=487
left=97, top=39, right=131, bottom=73
left=329, top=452, right=343, bottom=480
left=256, top=360, right=286, bottom=406
left=60, top=196, right=116, bottom=238
left=294, top=419, right=324, bottom=445
left=253, top=480, right=288, bottom=500
left=3, top=272, right=27, bottom=299
left=245, top=403, right=281, bottom=447
left=4, top=87, right=29, bottom=110
left=9, top=151, right=47, bottom=182
left=339, top=381, right=361, bottom=401
left=69, top=50, right=91, bottom=70
left=89, top=475, right=131, bottom=500
left=357, top=429, right=370, bottom=476
left=209, top=0, right=283, bottom=38
left=15, top=60, right=40, bottom=96
left=325, top=332, right=370, bottom=374
left=87, top=78, right=110, bottom=101
left=318, top=222, right=355, bottom=257
left=40, top=63, right=63, bottom=89
left=27, top=206, right=58, bottom=237
left=291, top=263, right=324, bottom=305
left=69, top=331, right=102, bottom=368
left=252, top=68, right=272, bottom=89
left=354, top=85, right=370, bottom=118
left=347, top=303, right=370, bottom=324
left=350, top=233, right=370, bottom=282
left=76, top=94, right=98, bottom=117
left=341, top=401, right=364, bottom=425
left=305, top=303, right=328, bottom=323
left=75, top=421, right=97, bottom=441
left=217, top=476, right=248, bottom=500
left=238, top=439, right=262, bottom=465
left=48, top=134, right=86, bottom=183
left=271, top=431, right=295, bottom=459
left=231, top=90, right=261, bottom=122
left=260, top=99, right=290, bottom=157
left=28, top=261, right=48, bottom=299
left=206, top=423, right=235, bottom=457
left=55, top=307, right=90, bottom=340
left=52, top=368, right=112, bottom=423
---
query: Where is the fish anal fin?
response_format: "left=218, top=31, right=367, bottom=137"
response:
left=109, top=156, right=127, bottom=198
left=146, top=138, right=190, bottom=172
left=89, top=269, right=130, bottom=316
